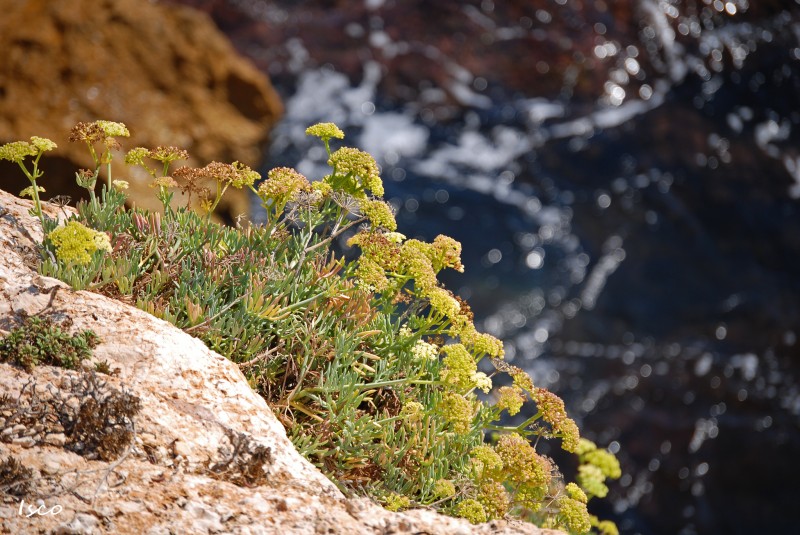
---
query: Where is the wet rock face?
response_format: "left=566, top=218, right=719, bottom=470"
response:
left=0, top=188, right=557, bottom=534
left=0, top=0, right=282, bottom=221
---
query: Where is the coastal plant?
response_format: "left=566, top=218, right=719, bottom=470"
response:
left=0, top=136, right=57, bottom=230
left=3, top=120, right=621, bottom=533
left=0, top=315, right=100, bottom=371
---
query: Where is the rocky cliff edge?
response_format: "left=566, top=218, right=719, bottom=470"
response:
left=0, top=188, right=556, bottom=534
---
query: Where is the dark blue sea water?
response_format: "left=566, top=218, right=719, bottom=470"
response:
left=181, top=1, right=800, bottom=533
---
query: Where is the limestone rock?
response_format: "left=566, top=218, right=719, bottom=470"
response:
left=0, top=0, right=282, bottom=222
left=0, top=187, right=558, bottom=534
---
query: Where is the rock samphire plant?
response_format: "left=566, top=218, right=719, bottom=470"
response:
left=0, top=120, right=621, bottom=534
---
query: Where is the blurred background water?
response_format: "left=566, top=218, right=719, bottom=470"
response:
left=9, top=0, right=798, bottom=533
left=166, top=0, right=800, bottom=533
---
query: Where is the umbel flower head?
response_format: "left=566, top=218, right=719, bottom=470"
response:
left=149, top=146, right=189, bottom=164
left=95, top=120, right=130, bottom=138
left=478, top=480, right=511, bottom=520
left=470, top=444, right=504, bottom=481
left=432, top=479, right=456, bottom=499
left=439, top=343, right=477, bottom=392
left=70, top=120, right=129, bottom=147
left=495, top=385, right=526, bottom=416
left=454, top=498, right=487, bottom=524
left=0, top=137, right=56, bottom=163
left=305, top=122, right=345, bottom=141
left=411, top=339, right=439, bottom=361
left=48, top=221, right=112, bottom=265
left=202, top=161, right=259, bottom=189
left=532, top=387, right=580, bottom=452
left=437, top=391, right=475, bottom=434
left=494, top=433, right=551, bottom=505
left=258, top=167, right=310, bottom=204
left=557, top=492, right=592, bottom=534
left=328, top=146, right=384, bottom=197
left=358, top=198, right=397, bottom=231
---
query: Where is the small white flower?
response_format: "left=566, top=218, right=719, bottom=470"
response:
left=411, top=339, right=439, bottom=361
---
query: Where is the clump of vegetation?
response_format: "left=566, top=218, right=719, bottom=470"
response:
left=208, top=428, right=272, bottom=487
left=0, top=315, right=100, bottom=371
left=0, top=371, right=139, bottom=462
left=0, top=120, right=621, bottom=533
left=0, top=455, right=34, bottom=497
left=59, top=371, right=141, bottom=461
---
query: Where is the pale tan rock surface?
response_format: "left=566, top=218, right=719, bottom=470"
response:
left=0, top=188, right=559, bottom=534
left=0, top=0, right=282, bottom=221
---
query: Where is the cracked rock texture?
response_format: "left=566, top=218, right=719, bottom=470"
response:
left=0, top=0, right=282, bottom=222
left=0, top=188, right=557, bottom=534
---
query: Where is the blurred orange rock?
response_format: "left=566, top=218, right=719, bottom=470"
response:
left=0, top=0, right=282, bottom=221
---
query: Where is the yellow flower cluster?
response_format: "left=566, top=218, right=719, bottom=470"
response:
left=432, top=479, right=456, bottom=499
left=478, top=480, right=511, bottom=519
left=231, top=162, right=260, bottom=189
left=384, top=231, right=406, bottom=244
left=400, top=241, right=437, bottom=292
left=467, top=434, right=551, bottom=520
left=127, top=145, right=189, bottom=174
left=149, top=146, right=189, bottom=164
left=383, top=492, right=411, bottom=512
left=349, top=232, right=401, bottom=270
left=495, top=433, right=551, bottom=509
left=150, top=176, right=178, bottom=189
left=70, top=120, right=129, bottom=145
left=575, top=438, right=621, bottom=499
left=565, top=482, right=588, bottom=503
left=311, top=181, right=333, bottom=196
left=359, top=198, right=397, bottom=231
left=347, top=231, right=404, bottom=292
left=353, top=258, right=388, bottom=292
left=437, top=391, right=474, bottom=434
left=593, top=517, right=620, bottom=535
left=0, top=137, right=56, bottom=163
left=96, top=120, right=130, bottom=138
left=454, top=319, right=504, bottom=358
left=454, top=498, right=487, bottom=524
left=399, top=401, right=425, bottom=428
left=427, top=287, right=462, bottom=318
left=532, top=387, right=580, bottom=452
left=328, top=147, right=384, bottom=197
left=577, top=464, right=609, bottom=499
left=430, top=235, right=464, bottom=273
left=0, top=141, right=38, bottom=163
left=440, top=343, right=477, bottom=392
left=511, top=367, right=535, bottom=393
left=557, top=494, right=591, bottom=534
left=495, top=385, right=526, bottom=415
left=470, top=445, right=504, bottom=481
left=258, top=167, right=311, bottom=205
left=31, top=136, right=57, bottom=153
left=204, top=161, right=260, bottom=189
left=48, top=221, right=112, bottom=265
left=578, top=439, right=622, bottom=479
left=305, top=122, right=345, bottom=141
